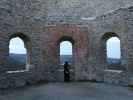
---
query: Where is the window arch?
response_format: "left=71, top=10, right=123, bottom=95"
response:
left=8, top=33, right=31, bottom=71
left=58, top=36, right=74, bottom=65
left=102, top=32, right=122, bottom=70
left=60, top=41, right=73, bottom=65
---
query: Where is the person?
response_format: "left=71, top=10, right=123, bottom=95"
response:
left=64, top=61, right=70, bottom=82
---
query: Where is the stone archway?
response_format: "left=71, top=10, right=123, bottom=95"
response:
left=101, top=32, right=123, bottom=70
left=42, top=24, right=89, bottom=81
left=58, top=36, right=75, bottom=81
left=8, top=33, right=32, bottom=71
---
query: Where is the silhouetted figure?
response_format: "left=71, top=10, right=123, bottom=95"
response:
left=64, top=61, right=70, bottom=82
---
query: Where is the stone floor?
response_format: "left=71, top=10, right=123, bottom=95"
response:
left=0, top=82, right=133, bottom=100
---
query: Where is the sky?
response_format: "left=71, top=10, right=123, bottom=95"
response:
left=9, top=37, right=121, bottom=59
left=106, top=37, right=121, bottom=59
left=60, top=41, right=72, bottom=55
left=9, top=37, right=26, bottom=54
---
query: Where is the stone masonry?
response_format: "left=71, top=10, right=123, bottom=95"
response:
left=0, top=0, right=133, bottom=88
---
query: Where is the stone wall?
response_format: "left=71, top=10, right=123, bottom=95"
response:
left=45, top=0, right=133, bottom=22
left=0, top=0, right=133, bottom=88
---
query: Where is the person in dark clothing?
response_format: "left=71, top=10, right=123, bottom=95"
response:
left=64, top=61, right=70, bottom=82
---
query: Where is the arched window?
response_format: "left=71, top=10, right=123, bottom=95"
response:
left=102, top=33, right=122, bottom=70
left=60, top=41, right=73, bottom=65
left=8, top=33, right=31, bottom=72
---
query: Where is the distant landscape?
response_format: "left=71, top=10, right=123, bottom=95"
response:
left=9, top=54, right=26, bottom=64
left=7, top=54, right=26, bottom=70
left=9, top=54, right=121, bottom=65
left=60, top=55, right=73, bottom=64
left=107, top=58, right=121, bottom=65
left=9, top=54, right=73, bottom=65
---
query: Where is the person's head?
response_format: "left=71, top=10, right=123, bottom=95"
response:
left=65, top=61, right=68, bottom=65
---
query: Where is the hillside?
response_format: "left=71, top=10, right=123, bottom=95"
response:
left=107, top=58, right=121, bottom=65
left=9, top=54, right=121, bottom=65
left=60, top=55, right=72, bottom=64
left=9, top=54, right=26, bottom=64
left=7, top=54, right=26, bottom=71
